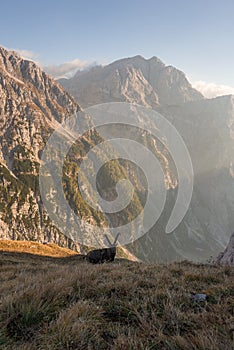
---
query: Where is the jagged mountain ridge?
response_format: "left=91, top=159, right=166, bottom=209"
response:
left=59, top=55, right=203, bottom=108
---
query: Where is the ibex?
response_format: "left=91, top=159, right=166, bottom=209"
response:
left=86, top=233, right=120, bottom=264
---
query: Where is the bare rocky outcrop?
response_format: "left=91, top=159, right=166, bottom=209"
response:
left=216, top=232, right=234, bottom=266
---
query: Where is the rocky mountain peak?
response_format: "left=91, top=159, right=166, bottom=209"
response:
left=108, top=55, right=165, bottom=70
left=0, top=46, right=38, bottom=82
left=59, top=55, right=203, bottom=108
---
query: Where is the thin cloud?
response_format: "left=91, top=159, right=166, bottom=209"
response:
left=14, top=49, right=38, bottom=61
left=5, top=46, right=39, bottom=62
left=2, top=46, right=93, bottom=79
left=44, top=59, right=94, bottom=79
left=192, top=80, right=234, bottom=99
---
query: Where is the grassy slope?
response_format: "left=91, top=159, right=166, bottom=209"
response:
left=0, top=249, right=233, bottom=350
left=0, top=240, right=77, bottom=258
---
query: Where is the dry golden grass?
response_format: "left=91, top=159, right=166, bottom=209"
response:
left=0, top=240, right=77, bottom=257
left=0, top=247, right=233, bottom=349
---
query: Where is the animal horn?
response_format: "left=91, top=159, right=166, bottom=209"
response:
left=113, top=232, right=120, bottom=246
left=104, top=234, right=113, bottom=247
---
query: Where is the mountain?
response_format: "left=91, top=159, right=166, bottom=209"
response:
left=59, top=55, right=234, bottom=262
left=1, top=48, right=233, bottom=262
left=59, top=55, right=203, bottom=108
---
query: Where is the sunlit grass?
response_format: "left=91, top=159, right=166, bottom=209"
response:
left=0, top=246, right=233, bottom=349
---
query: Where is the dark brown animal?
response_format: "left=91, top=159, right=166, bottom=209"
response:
left=86, top=233, right=120, bottom=264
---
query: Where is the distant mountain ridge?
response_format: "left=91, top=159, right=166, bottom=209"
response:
left=59, top=55, right=203, bottom=108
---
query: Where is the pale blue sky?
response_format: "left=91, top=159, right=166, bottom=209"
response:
left=1, top=0, right=234, bottom=87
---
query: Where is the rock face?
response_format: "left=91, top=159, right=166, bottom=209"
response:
left=59, top=55, right=203, bottom=108
left=216, top=232, right=234, bottom=266
left=0, top=47, right=81, bottom=249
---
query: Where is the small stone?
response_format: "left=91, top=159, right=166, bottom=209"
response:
left=190, top=293, right=207, bottom=302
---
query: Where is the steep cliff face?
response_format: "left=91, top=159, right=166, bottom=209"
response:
left=0, top=47, right=83, bottom=249
left=0, top=51, right=89, bottom=249
left=59, top=55, right=203, bottom=108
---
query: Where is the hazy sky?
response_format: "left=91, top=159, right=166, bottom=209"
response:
left=1, top=0, right=234, bottom=94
